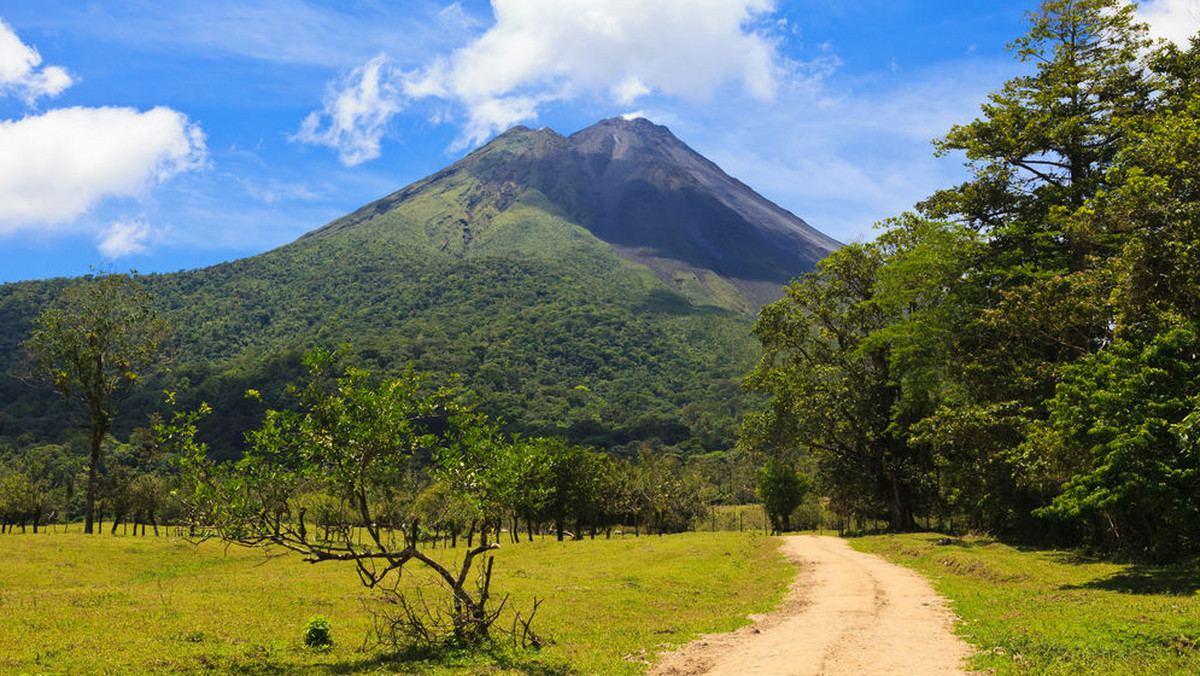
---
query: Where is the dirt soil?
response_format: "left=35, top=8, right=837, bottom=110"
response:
left=647, top=535, right=973, bottom=676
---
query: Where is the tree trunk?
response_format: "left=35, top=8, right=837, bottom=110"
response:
left=85, top=429, right=102, bottom=534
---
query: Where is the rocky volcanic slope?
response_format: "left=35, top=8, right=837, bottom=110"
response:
left=305, top=116, right=839, bottom=311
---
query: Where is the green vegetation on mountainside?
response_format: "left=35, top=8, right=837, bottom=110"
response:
left=0, top=162, right=760, bottom=459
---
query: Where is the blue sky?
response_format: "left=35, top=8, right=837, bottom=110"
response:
left=0, top=0, right=1194, bottom=283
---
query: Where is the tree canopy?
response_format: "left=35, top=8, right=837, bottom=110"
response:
left=744, top=0, right=1200, bottom=560
left=22, top=271, right=169, bottom=534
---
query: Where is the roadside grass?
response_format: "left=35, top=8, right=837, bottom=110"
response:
left=852, top=533, right=1200, bottom=675
left=0, top=530, right=791, bottom=675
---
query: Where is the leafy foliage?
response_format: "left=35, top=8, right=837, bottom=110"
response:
left=1, top=212, right=759, bottom=462
left=755, top=457, right=811, bottom=534
left=302, top=615, right=334, bottom=650
left=743, top=1, right=1200, bottom=559
left=21, top=271, right=169, bottom=534
left=170, top=348, right=518, bottom=646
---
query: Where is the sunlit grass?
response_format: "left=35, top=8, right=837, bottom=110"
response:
left=0, top=530, right=791, bottom=675
left=852, top=533, right=1200, bottom=676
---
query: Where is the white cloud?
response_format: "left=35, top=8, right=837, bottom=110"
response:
left=0, top=106, right=207, bottom=233
left=292, top=54, right=404, bottom=166
left=404, top=0, right=784, bottom=146
left=238, top=176, right=321, bottom=205
left=0, top=18, right=73, bottom=104
left=1136, top=0, right=1200, bottom=46
left=297, top=0, right=790, bottom=156
left=97, top=220, right=154, bottom=257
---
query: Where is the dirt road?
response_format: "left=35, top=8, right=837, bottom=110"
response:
left=647, top=535, right=972, bottom=676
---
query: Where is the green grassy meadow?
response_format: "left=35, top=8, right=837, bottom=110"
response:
left=852, top=533, right=1200, bottom=676
left=0, top=530, right=792, bottom=676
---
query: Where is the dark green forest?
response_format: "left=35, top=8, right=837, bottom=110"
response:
left=744, top=0, right=1200, bottom=560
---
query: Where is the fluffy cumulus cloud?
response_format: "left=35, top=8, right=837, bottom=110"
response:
left=0, top=19, right=72, bottom=104
left=97, top=219, right=154, bottom=258
left=410, top=0, right=781, bottom=145
left=293, top=53, right=404, bottom=166
left=1135, top=0, right=1200, bottom=46
left=296, top=0, right=785, bottom=157
left=0, top=106, right=207, bottom=234
left=0, top=20, right=207, bottom=242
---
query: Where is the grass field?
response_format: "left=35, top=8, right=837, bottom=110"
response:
left=852, top=533, right=1200, bottom=676
left=0, top=530, right=792, bottom=676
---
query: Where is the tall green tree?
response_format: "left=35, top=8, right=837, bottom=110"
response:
left=744, top=241, right=934, bottom=531
left=918, top=0, right=1156, bottom=427
left=924, top=0, right=1154, bottom=235
left=908, top=0, right=1163, bottom=538
left=755, top=457, right=811, bottom=534
left=1035, top=38, right=1200, bottom=558
left=23, top=271, right=169, bottom=534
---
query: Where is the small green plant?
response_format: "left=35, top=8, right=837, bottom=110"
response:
left=302, top=615, right=333, bottom=650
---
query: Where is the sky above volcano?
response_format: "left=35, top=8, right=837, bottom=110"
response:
left=0, top=0, right=1195, bottom=282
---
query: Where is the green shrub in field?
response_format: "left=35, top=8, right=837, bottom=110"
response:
left=303, top=615, right=333, bottom=650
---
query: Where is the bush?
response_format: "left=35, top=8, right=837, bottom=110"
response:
left=302, top=615, right=333, bottom=650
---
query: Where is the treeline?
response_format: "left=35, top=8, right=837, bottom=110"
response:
left=0, top=427, right=761, bottom=539
left=743, top=0, right=1200, bottom=560
left=0, top=435, right=176, bottom=534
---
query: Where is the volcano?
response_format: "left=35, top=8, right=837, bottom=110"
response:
left=0, top=117, right=839, bottom=456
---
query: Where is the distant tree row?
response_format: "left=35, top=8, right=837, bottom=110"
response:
left=743, top=0, right=1200, bottom=560
left=0, top=437, right=175, bottom=535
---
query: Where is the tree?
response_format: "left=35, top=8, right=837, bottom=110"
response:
left=23, top=271, right=169, bottom=534
left=916, top=0, right=1157, bottom=437
left=1034, top=38, right=1200, bottom=559
left=169, top=348, right=526, bottom=646
left=901, top=0, right=1164, bottom=540
left=1039, top=323, right=1200, bottom=559
left=924, top=0, right=1154, bottom=236
left=744, top=242, right=933, bottom=531
left=755, top=458, right=811, bottom=534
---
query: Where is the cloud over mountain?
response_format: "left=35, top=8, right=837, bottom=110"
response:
left=296, top=0, right=788, bottom=160
left=293, top=53, right=402, bottom=166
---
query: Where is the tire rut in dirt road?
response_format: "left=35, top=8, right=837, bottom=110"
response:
left=647, top=535, right=972, bottom=676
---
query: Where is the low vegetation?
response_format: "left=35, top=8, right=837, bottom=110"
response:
left=0, top=530, right=790, bottom=675
left=853, top=533, right=1200, bottom=676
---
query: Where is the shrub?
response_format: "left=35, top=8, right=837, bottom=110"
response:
left=302, top=615, right=333, bottom=650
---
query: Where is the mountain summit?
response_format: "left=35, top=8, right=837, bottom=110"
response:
left=306, top=116, right=838, bottom=310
